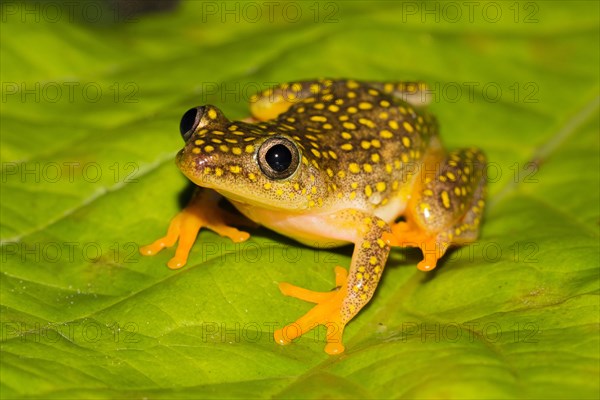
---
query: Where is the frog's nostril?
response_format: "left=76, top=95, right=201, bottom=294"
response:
left=180, top=106, right=204, bottom=142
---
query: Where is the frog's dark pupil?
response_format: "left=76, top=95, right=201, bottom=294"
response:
left=265, top=144, right=292, bottom=172
left=180, top=108, right=198, bottom=138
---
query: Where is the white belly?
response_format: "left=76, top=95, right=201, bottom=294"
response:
left=229, top=195, right=408, bottom=248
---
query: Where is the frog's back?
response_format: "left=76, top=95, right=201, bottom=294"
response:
left=262, top=79, right=440, bottom=212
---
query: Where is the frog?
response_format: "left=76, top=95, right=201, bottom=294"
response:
left=140, top=79, right=487, bottom=354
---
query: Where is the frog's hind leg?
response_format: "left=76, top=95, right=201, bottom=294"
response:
left=384, top=148, right=487, bottom=271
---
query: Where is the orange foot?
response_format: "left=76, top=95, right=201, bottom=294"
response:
left=382, top=222, right=448, bottom=272
left=140, top=195, right=252, bottom=269
left=274, top=266, right=348, bottom=355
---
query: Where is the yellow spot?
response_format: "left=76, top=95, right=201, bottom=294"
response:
left=232, top=147, right=242, bottom=155
left=371, top=139, right=381, bottom=148
left=219, top=145, right=229, bottom=152
left=424, top=189, right=433, bottom=196
left=363, top=164, right=373, bottom=173
left=360, top=140, right=371, bottom=149
left=204, top=145, right=214, bottom=153
left=229, top=165, right=241, bottom=174
left=310, top=148, right=321, bottom=158
left=347, top=80, right=359, bottom=89
left=203, top=167, right=211, bottom=174
left=343, top=122, right=357, bottom=130
left=194, top=139, right=204, bottom=145
left=322, top=123, right=333, bottom=130
left=380, top=100, right=390, bottom=107
left=341, top=143, right=353, bottom=151
left=441, top=191, right=451, bottom=208
left=207, top=108, right=217, bottom=119
left=380, top=130, right=393, bottom=139
left=359, top=118, right=375, bottom=128
left=371, top=153, right=380, bottom=163
left=314, top=103, right=325, bottom=110
left=379, top=112, right=389, bottom=119
left=362, top=241, right=371, bottom=249
left=341, top=132, right=352, bottom=140
left=376, top=220, right=386, bottom=228
left=339, top=115, right=349, bottom=121
left=349, top=191, right=357, bottom=199
left=389, top=120, right=399, bottom=129
left=349, top=163, right=360, bottom=173
left=192, top=148, right=201, bottom=154
left=377, top=238, right=386, bottom=248
left=276, top=188, right=283, bottom=196
left=264, top=182, right=272, bottom=190
left=248, top=172, right=256, bottom=181
left=215, top=167, right=223, bottom=176
left=310, top=115, right=327, bottom=122
left=403, top=121, right=414, bottom=133
left=347, top=91, right=357, bottom=99
left=338, top=170, right=346, bottom=178
left=369, top=256, right=378, bottom=265
left=328, top=150, right=338, bottom=160
left=365, top=185, right=373, bottom=197
left=311, top=186, right=317, bottom=194
left=308, top=200, right=316, bottom=208
left=447, top=172, right=456, bottom=181
left=351, top=182, right=358, bottom=189
left=358, top=102, right=373, bottom=110
left=376, top=182, right=386, bottom=192
left=454, top=187, right=461, bottom=196
left=347, top=106, right=358, bottom=113
left=245, top=145, right=255, bottom=153
left=385, top=164, right=393, bottom=173
left=328, top=104, right=340, bottom=112
left=224, top=138, right=237, bottom=143
left=402, top=136, right=411, bottom=147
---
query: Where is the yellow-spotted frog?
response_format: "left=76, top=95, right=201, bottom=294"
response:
left=140, top=79, right=486, bottom=354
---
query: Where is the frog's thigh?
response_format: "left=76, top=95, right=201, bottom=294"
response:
left=388, top=148, right=487, bottom=271
left=249, top=80, right=330, bottom=121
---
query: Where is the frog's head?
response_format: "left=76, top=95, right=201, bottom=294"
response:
left=176, top=105, right=328, bottom=211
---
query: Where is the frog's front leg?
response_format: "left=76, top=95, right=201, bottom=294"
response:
left=384, top=148, right=487, bottom=271
left=274, top=212, right=391, bottom=354
left=140, top=188, right=253, bottom=269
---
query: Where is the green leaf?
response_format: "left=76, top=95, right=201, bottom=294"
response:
left=1, top=1, right=598, bottom=399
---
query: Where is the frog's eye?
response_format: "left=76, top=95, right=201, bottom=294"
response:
left=258, top=137, right=300, bottom=180
left=180, top=106, right=205, bottom=142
